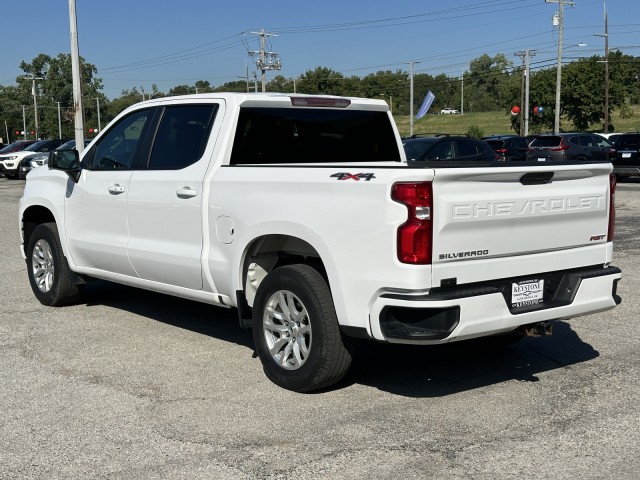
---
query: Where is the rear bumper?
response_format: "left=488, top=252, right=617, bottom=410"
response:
left=612, top=166, right=640, bottom=176
left=369, top=265, right=622, bottom=344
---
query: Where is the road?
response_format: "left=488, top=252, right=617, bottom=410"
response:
left=1, top=175, right=639, bottom=479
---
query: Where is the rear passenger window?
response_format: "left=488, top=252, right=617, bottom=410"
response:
left=577, top=135, right=594, bottom=147
left=427, top=140, right=454, bottom=160
left=149, top=105, right=217, bottom=170
left=456, top=139, right=478, bottom=157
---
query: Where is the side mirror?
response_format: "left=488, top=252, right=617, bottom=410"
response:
left=49, top=149, right=81, bottom=182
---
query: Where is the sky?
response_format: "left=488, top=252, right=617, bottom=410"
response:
left=1, top=0, right=639, bottom=99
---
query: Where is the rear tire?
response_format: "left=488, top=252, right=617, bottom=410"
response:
left=252, top=264, right=354, bottom=392
left=26, top=222, right=81, bottom=306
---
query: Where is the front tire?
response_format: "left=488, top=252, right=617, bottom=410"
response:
left=252, top=264, right=353, bottom=392
left=26, top=222, right=81, bottom=306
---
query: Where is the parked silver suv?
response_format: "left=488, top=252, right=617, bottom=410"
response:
left=527, top=133, right=612, bottom=162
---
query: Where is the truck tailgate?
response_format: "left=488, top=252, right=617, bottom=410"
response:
left=430, top=163, right=614, bottom=285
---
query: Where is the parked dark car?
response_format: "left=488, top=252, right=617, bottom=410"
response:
left=609, top=133, right=640, bottom=181
left=402, top=135, right=496, bottom=163
left=482, top=135, right=529, bottom=161
left=527, top=133, right=612, bottom=162
left=18, top=138, right=81, bottom=179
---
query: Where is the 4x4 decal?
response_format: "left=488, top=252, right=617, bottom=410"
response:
left=330, top=172, right=376, bottom=181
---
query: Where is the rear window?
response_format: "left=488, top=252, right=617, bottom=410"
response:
left=616, top=134, right=640, bottom=148
left=530, top=136, right=561, bottom=147
left=486, top=140, right=505, bottom=150
left=230, top=107, right=401, bottom=164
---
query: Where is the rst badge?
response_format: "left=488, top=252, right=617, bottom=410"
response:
left=330, top=173, right=376, bottom=181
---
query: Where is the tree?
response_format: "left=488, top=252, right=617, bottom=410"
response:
left=106, top=88, right=143, bottom=120
left=296, top=67, right=347, bottom=95
left=528, top=68, right=557, bottom=132
left=560, top=51, right=635, bottom=131
left=214, top=80, right=250, bottom=92
left=16, top=53, right=104, bottom=139
left=266, top=75, right=292, bottom=93
left=467, top=53, right=514, bottom=111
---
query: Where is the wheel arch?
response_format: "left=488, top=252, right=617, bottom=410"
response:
left=239, top=234, right=328, bottom=310
left=22, top=205, right=57, bottom=253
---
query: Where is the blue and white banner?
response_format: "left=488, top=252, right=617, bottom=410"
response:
left=416, top=90, right=435, bottom=119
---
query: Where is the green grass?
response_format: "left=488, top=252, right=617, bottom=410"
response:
left=393, top=105, right=640, bottom=137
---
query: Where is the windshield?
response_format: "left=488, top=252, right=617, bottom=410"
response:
left=58, top=140, right=76, bottom=150
left=0, top=142, right=22, bottom=153
left=24, top=140, right=50, bottom=151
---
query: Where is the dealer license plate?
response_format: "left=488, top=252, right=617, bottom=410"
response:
left=511, top=279, right=544, bottom=308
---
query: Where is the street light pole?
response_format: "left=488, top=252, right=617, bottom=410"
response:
left=56, top=102, right=62, bottom=139
left=31, top=77, right=43, bottom=139
left=96, top=97, right=101, bottom=132
left=22, top=105, right=27, bottom=139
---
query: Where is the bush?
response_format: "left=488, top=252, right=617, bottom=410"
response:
left=619, top=103, right=634, bottom=120
left=466, top=124, right=484, bottom=138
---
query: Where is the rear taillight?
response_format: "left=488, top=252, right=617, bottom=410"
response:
left=609, top=148, right=616, bottom=159
left=495, top=148, right=507, bottom=154
left=608, top=173, right=616, bottom=241
left=550, top=140, right=569, bottom=152
left=391, top=182, right=433, bottom=264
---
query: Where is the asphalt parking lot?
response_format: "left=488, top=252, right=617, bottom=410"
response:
left=1, top=175, right=639, bottom=479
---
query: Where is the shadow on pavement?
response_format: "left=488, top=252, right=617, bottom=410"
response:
left=341, top=320, right=599, bottom=397
left=80, top=280, right=599, bottom=397
left=81, top=280, right=253, bottom=349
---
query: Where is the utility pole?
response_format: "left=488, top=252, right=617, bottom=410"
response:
left=460, top=69, right=464, bottom=115
left=69, top=0, right=85, bottom=152
left=249, top=29, right=282, bottom=93
left=546, top=0, right=575, bottom=133
left=407, top=61, right=420, bottom=136
left=595, top=1, right=609, bottom=133
left=515, top=49, right=535, bottom=136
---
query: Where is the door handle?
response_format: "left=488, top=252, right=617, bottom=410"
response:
left=176, top=187, right=198, bottom=199
left=108, top=184, right=125, bottom=195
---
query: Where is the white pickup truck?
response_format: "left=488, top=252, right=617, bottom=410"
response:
left=19, top=93, right=622, bottom=392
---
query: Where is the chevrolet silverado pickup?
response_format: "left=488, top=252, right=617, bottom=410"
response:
left=19, top=93, right=622, bottom=392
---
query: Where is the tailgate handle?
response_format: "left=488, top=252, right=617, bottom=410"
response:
left=520, top=171, right=554, bottom=185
